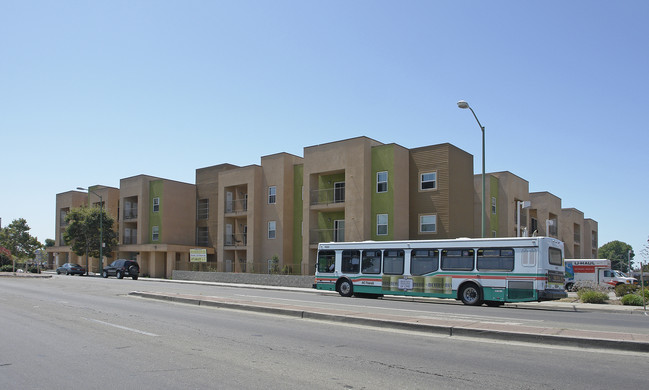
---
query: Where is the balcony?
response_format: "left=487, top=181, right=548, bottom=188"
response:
left=124, top=209, right=138, bottom=220
left=310, top=185, right=345, bottom=207
left=224, top=233, right=247, bottom=248
left=225, top=198, right=248, bottom=215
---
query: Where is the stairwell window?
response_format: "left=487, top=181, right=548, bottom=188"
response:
left=377, top=171, right=388, bottom=193
left=377, top=214, right=388, bottom=236
left=153, top=197, right=160, bottom=212
left=420, top=172, right=437, bottom=191
left=152, top=226, right=159, bottom=241
left=268, top=221, right=276, bottom=239
left=268, top=186, right=276, bottom=204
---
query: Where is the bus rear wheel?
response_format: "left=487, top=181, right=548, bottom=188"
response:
left=337, top=279, right=354, bottom=297
left=459, top=283, right=483, bottom=306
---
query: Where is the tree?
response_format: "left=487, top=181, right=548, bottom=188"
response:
left=44, top=238, right=55, bottom=248
left=0, top=246, right=12, bottom=267
left=63, top=206, right=118, bottom=273
left=598, top=240, right=633, bottom=272
left=0, top=218, right=42, bottom=261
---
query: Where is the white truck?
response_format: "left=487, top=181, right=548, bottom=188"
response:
left=565, top=259, right=637, bottom=291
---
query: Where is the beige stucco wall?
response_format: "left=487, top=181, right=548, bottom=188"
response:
left=561, top=208, right=585, bottom=258
left=410, top=143, right=474, bottom=239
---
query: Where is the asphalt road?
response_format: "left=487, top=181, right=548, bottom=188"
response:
left=1, top=276, right=648, bottom=389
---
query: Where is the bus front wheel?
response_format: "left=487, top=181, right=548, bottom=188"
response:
left=337, top=279, right=354, bottom=297
left=459, top=283, right=483, bottom=306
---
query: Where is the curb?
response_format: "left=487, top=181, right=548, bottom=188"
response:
left=129, top=291, right=649, bottom=353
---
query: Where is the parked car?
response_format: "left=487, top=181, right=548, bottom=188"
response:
left=56, top=263, right=86, bottom=275
left=102, top=259, right=139, bottom=280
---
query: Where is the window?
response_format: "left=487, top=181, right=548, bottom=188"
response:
left=334, top=182, right=345, bottom=203
left=361, top=250, right=381, bottom=274
left=153, top=197, right=160, bottom=212
left=342, top=250, right=360, bottom=273
left=197, top=199, right=209, bottom=220
left=383, top=249, right=404, bottom=275
left=268, top=186, right=276, bottom=204
left=411, top=249, right=439, bottom=275
left=441, top=249, right=474, bottom=271
left=152, top=226, right=159, bottom=241
left=197, top=226, right=209, bottom=246
left=491, top=197, right=497, bottom=214
left=549, top=247, right=562, bottom=266
left=317, top=250, right=335, bottom=273
left=420, top=172, right=437, bottom=190
left=420, top=215, right=436, bottom=233
left=377, top=214, right=388, bottom=236
left=268, top=221, right=276, bottom=239
left=477, top=248, right=514, bottom=271
left=377, top=171, right=388, bottom=193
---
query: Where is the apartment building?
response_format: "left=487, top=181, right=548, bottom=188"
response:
left=117, top=175, right=198, bottom=278
left=49, top=136, right=599, bottom=277
left=50, top=185, right=120, bottom=270
left=478, top=171, right=531, bottom=238
left=474, top=176, right=598, bottom=258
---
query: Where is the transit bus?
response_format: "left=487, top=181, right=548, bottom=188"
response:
left=315, top=237, right=567, bottom=306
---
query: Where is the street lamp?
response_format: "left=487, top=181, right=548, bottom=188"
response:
left=458, top=100, right=486, bottom=238
left=77, top=187, right=103, bottom=275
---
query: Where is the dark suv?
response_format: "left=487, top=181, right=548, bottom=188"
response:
left=102, top=259, right=139, bottom=280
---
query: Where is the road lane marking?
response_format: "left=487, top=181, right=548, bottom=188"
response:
left=83, top=318, right=159, bottom=337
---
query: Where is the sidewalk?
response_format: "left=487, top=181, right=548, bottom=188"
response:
left=128, top=278, right=649, bottom=353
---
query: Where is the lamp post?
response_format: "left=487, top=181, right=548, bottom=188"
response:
left=77, top=187, right=103, bottom=275
left=458, top=100, right=486, bottom=238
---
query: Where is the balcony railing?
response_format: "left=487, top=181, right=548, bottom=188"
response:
left=124, top=209, right=138, bottom=220
left=122, top=235, right=137, bottom=245
left=225, top=198, right=248, bottom=214
left=310, top=187, right=345, bottom=206
left=224, top=233, right=248, bottom=247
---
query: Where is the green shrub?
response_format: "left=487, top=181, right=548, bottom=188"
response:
left=0, top=264, right=14, bottom=272
left=621, top=294, right=644, bottom=306
left=614, top=284, right=638, bottom=297
left=577, top=289, right=609, bottom=304
left=28, top=266, right=40, bottom=273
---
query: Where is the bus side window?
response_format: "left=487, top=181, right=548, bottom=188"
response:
left=411, top=249, right=439, bottom=275
left=342, top=250, right=360, bottom=274
left=477, top=248, right=514, bottom=271
left=383, top=249, right=404, bottom=275
left=317, top=250, right=336, bottom=273
left=361, top=250, right=381, bottom=274
left=441, top=249, right=474, bottom=271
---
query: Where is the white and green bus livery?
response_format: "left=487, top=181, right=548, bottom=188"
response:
left=315, top=237, right=567, bottom=306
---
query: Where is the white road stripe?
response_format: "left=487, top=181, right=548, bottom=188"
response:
left=83, top=318, right=159, bottom=337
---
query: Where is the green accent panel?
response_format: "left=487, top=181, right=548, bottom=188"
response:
left=149, top=180, right=163, bottom=243
left=315, top=283, right=336, bottom=292
left=292, top=164, right=304, bottom=266
left=507, top=287, right=536, bottom=300
left=317, top=211, right=344, bottom=242
left=490, top=176, right=499, bottom=235
left=371, top=145, right=395, bottom=240
left=483, top=287, right=506, bottom=302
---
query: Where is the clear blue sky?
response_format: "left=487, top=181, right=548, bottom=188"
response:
left=2, top=1, right=648, bottom=262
